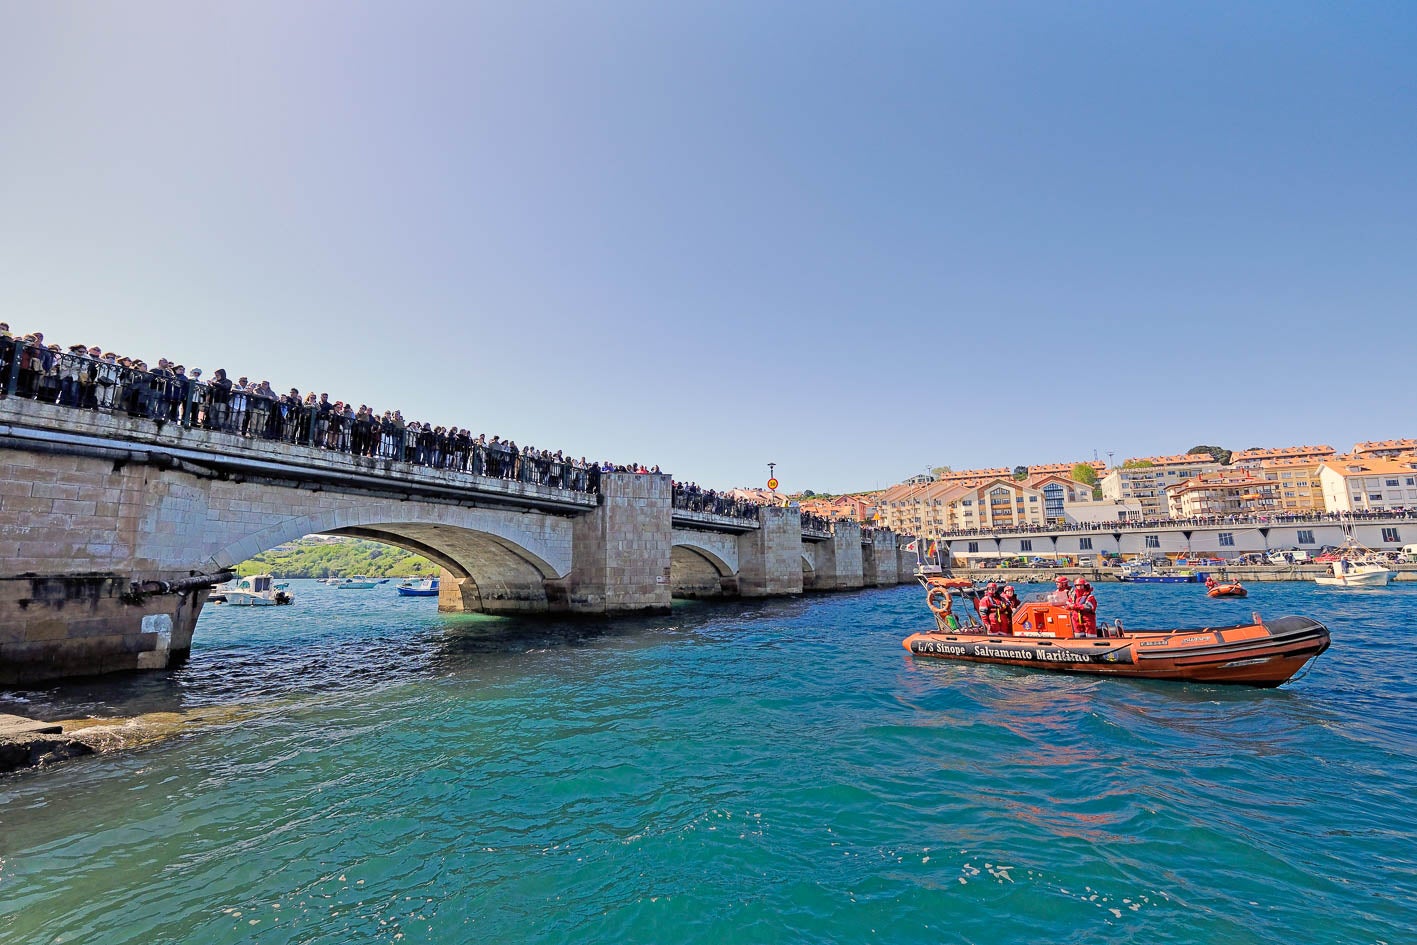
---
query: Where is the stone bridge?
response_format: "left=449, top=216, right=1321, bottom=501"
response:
left=0, top=399, right=915, bottom=682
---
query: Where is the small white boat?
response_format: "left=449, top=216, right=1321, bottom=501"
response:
left=219, top=574, right=295, bottom=606
left=331, top=577, right=377, bottom=589
left=1314, top=521, right=1395, bottom=588
left=1315, top=559, right=1394, bottom=588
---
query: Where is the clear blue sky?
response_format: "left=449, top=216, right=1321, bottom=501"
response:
left=3, top=2, right=1413, bottom=493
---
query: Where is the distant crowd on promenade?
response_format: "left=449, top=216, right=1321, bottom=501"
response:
left=935, top=507, right=1417, bottom=540
left=0, top=326, right=674, bottom=494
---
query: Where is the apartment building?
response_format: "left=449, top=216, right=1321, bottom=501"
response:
left=1231, top=445, right=1336, bottom=469
left=1100, top=454, right=1220, bottom=518
left=1351, top=439, right=1417, bottom=459
left=874, top=478, right=1049, bottom=537
left=1319, top=456, right=1417, bottom=512
left=1165, top=470, right=1280, bottom=517
left=798, top=493, right=876, bottom=523
left=1025, top=461, right=1106, bottom=488
left=1257, top=457, right=1327, bottom=511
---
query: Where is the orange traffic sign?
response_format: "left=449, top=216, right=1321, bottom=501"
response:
left=767, top=478, right=779, bottom=490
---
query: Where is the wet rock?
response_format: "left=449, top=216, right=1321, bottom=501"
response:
left=0, top=732, right=96, bottom=772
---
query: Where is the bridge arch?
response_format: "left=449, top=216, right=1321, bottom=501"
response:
left=670, top=541, right=735, bottom=599
left=801, top=552, right=818, bottom=591
left=205, top=501, right=574, bottom=614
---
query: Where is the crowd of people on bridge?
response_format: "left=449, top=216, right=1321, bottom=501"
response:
left=0, top=326, right=669, bottom=495
left=672, top=482, right=760, bottom=521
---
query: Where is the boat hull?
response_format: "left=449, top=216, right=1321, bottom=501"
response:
left=1315, top=570, right=1393, bottom=588
left=903, top=615, right=1329, bottom=688
left=396, top=587, right=439, bottom=596
left=1207, top=585, right=1247, bottom=598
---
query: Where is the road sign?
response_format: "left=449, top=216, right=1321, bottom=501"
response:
left=767, top=478, right=779, bottom=490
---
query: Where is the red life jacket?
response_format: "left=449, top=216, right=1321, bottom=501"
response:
left=1070, top=589, right=1098, bottom=633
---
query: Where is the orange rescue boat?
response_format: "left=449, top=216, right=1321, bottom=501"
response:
left=905, top=576, right=1327, bottom=688
left=1206, top=581, right=1248, bottom=598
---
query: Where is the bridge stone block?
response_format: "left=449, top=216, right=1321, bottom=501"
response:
left=566, top=473, right=672, bottom=614
left=738, top=506, right=804, bottom=597
left=809, top=521, right=864, bottom=591
left=863, top=530, right=900, bottom=586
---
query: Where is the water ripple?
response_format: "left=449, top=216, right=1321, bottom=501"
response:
left=2, top=581, right=1416, bottom=944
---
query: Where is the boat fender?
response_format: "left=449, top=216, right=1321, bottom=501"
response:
left=926, top=587, right=953, bottom=616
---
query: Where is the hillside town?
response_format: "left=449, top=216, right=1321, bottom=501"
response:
left=734, top=440, right=1417, bottom=541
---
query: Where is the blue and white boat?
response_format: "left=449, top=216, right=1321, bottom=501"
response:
left=1118, top=562, right=1207, bottom=584
left=396, top=578, right=440, bottom=597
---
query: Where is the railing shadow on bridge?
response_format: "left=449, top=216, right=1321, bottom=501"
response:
left=0, top=337, right=602, bottom=498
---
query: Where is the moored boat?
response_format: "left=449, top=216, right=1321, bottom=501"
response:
left=217, top=574, right=295, bottom=607
left=1315, top=561, right=1393, bottom=588
left=905, top=576, right=1327, bottom=688
left=331, top=577, right=377, bottom=589
left=395, top=578, right=440, bottom=597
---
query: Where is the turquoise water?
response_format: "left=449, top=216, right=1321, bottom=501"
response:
left=2, top=581, right=1414, bottom=944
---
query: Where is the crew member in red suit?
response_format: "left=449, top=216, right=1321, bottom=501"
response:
left=1069, top=577, right=1098, bottom=637
left=999, top=585, right=1021, bottom=632
left=978, top=583, right=1004, bottom=633
left=1049, top=574, right=1071, bottom=605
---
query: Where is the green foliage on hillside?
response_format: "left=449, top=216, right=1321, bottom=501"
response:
left=1188, top=444, right=1233, bottom=465
left=235, top=537, right=439, bottom=578
left=1071, top=463, right=1099, bottom=486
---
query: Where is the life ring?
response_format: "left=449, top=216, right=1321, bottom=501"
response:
left=927, top=587, right=953, bottom=615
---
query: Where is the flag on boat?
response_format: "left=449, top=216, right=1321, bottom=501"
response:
left=927, top=541, right=938, bottom=559
left=903, top=540, right=919, bottom=553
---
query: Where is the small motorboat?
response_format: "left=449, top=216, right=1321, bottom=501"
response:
left=218, top=574, right=295, bottom=607
left=1315, top=559, right=1393, bottom=588
left=1205, top=579, right=1248, bottom=598
left=395, top=578, right=440, bottom=597
left=331, top=577, right=377, bottom=590
left=905, top=576, right=1327, bottom=688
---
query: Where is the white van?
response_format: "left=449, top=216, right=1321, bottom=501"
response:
left=1290, top=550, right=1311, bottom=563
left=1399, top=544, right=1417, bottom=563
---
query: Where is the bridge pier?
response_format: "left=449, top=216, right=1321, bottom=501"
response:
left=738, top=506, right=805, bottom=597
left=863, top=530, right=899, bottom=585
left=0, top=574, right=208, bottom=683
left=565, top=472, right=672, bottom=615
left=810, top=521, right=865, bottom=591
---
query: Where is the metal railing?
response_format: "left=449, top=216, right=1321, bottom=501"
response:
left=0, top=338, right=600, bottom=494
left=672, top=484, right=761, bottom=521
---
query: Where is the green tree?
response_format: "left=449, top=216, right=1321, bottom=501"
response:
left=1071, top=463, right=1098, bottom=486
left=1012, top=465, right=1029, bottom=481
left=1122, top=459, right=1154, bottom=469
left=930, top=465, right=953, bottom=479
left=1188, top=444, right=1232, bottom=465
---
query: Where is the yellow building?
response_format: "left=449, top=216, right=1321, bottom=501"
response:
left=1257, top=457, right=1326, bottom=511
